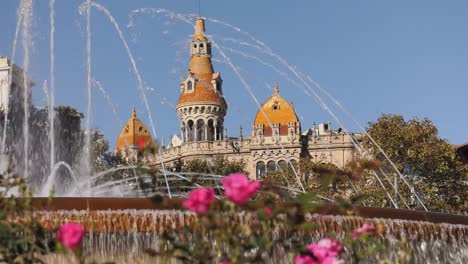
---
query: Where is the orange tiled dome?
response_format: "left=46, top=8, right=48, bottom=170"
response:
left=115, top=108, right=154, bottom=151
left=176, top=18, right=226, bottom=107
left=254, top=83, right=299, bottom=136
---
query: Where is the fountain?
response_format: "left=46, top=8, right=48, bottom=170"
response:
left=0, top=1, right=467, bottom=263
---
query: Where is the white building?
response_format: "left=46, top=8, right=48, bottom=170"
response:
left=0, top=56, right=33, bottom=113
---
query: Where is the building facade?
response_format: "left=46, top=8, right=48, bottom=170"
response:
left=116, top=18, right=361, bottom=179
left=0, top=56, right=33, bottom=112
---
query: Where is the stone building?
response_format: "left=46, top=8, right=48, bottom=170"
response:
left=0, top=56, right=33, bottom=112
left=116, top=18, right=361, bottom=179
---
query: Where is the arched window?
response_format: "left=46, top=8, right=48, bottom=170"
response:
left=278, top=160, right=287, bottom=170
left=256, top=161, right=266, bottom=179
left=187, top=81, right=193, bottom=91
left=207, top=119, right=215, bottom=141
left=187, top=120, right=194, bottom=142
left=289, top=159, right=298, bottom=169
left=197, top=119, right=205, bottom=141
left=267, top=161, right=276, bottom=172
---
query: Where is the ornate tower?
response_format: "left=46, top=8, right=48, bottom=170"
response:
left=176, top=18, right=227, bottom=142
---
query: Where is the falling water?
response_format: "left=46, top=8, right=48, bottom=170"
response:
left=1, top=2, right=23, bottom=154
left=40, top=161, right=78, bottom=196
left=127, top=9, right=305, bottom=192
left=21, top=0, right=33, bottom=178
left=79, top=1, right=172, bottom=197
left=82, top=0, right=92, bottom=196
left=218, top=35, right=423, bottom=209
left=36, top=210, right=468, bottom=263
left=48, top=0, right=56, bottom=175
left=92, top=79, right=122, bottom=125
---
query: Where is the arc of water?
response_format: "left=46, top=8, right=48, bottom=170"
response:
left=130, top=9, right=307, bottom=193
left=40, top=161, right=78, bottom=196
left=210, top=38, right=306, bottom=192
left=211, top=42, right=373, bottom=205
left=68, top=165, right=146, bottom=196
left=92, top=79, right=144, bottom=195
left=92, top=79, right=122, bottom=124
left=216, top=34, right=405, bottom=209
left=129, top=9, right=424, bottom=208
left=301, top=74, right=419, bottom=210
left=205, top=22, right=398, bottom=207
left=80, top=1, right=172, bottom=197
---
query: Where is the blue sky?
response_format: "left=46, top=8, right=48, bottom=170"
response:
left=1, top=0, right=467, bottom=146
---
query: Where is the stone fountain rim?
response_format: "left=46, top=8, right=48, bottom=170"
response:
left=29, top=197, right=468, bottom=226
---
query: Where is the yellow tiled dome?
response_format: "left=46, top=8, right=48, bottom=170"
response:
left=115, top=108, right=154, bottom=151
left=254, top=83, right=299, bottom=136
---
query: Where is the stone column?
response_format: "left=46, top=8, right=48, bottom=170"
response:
left=194, top=125, right=197, bottom=141
left=204, top=124, right=208, bottom=141
left=214, top=124, right=218, bottom=141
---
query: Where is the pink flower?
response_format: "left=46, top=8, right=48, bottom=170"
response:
left=264, top=207, right=272, bottom=216
left=56, top=223, right=85, bottom=250
left=352, top=223, right=376, bottom=240
left=322, top=257, right=345, bottom=264
left=295, top=254, right=319, bottom=264
left=221, top=173, right=260, bottom=204
left=219, top=261, right=229, bottom=264
left=182, top=188, right=216, bottom=214
left=302, top=238, right=344, bottom=264
left=295, top=254, right=344, bottom=264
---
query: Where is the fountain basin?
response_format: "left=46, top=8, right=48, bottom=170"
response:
left=26, top=198, right=468, bottom=263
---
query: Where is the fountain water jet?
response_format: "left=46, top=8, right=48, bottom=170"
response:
left=21, top=0, right=33, bottom=179
left=79, top=1, right=172, bottom=197
left=1, top=1, right=23, bottom=154
left=48, top=0, right=56, bottom=176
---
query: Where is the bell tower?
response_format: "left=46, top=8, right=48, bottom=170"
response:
left=176, top=18, right=227, bottom=142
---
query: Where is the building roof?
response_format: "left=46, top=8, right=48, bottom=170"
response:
left=176, top=18, right=226, bottom=107
left=253, top=83, right=299, bottom=135
left=115, top=108, right=154, bottom=151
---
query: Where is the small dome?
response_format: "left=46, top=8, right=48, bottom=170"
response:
left=177, top=73, right=226, bottom=106
left=115, top=108, right=155, bottom=151
left=254, top=83, right=299, bottom=136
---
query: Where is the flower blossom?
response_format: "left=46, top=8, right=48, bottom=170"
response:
left=56, top=223, right=85, bottom=250
left=296, top=238, right=344, bottom=264
left=182, top=188, right=216, bottom=214
left=352, top=223, right=377, bottom=240
left=295, top=254, right=318, bottom=264
left=221, top=173, right=260, bottom=205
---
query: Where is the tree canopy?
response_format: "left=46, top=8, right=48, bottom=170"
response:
left=362, top=113, right=467, bottom=214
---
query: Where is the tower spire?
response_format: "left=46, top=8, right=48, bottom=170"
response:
left=273, top=82, right=279, bottom=95
left=194, top=17, right=206, bottom=41
left=132, top=107, right=137, bottom=118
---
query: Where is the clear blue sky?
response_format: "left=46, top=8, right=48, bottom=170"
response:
left=1, top=0, right=467, bottom=146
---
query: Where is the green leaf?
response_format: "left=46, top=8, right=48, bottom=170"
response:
left=350, top=194, right=369, bottom=205
left=300, top=222, right=316, bottom=231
